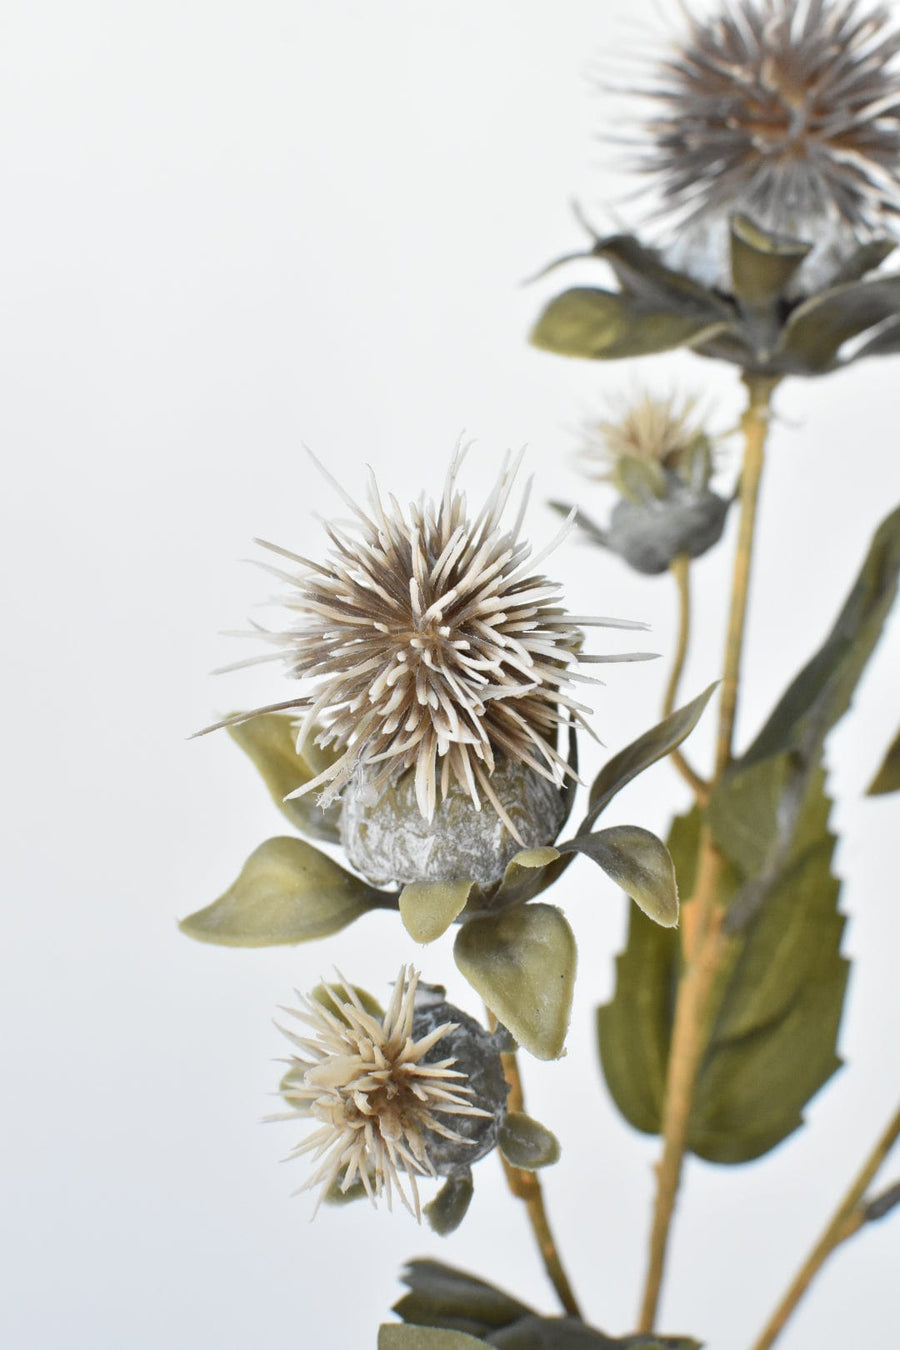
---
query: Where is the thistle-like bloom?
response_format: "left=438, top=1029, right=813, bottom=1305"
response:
left=646, top=0, right=900, bottom=289
left=224, top=449, right=645, bottom=834
left=277, top=968, right=503, bottom=1218
left=578, top=392, right=707, bottom=481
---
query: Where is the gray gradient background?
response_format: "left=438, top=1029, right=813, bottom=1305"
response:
left=2, top=2, right=899, bottom=1347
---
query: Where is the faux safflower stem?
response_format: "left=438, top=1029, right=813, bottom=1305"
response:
left=748, top=1103, right=900, bottom=1350
left=715, top=373, right=780, bottom=778
left=637, top=374, right=779, bottom=1333
left=487, top=1012, right=582, bottom=1318
left=663, top=554, right=710, bottom=803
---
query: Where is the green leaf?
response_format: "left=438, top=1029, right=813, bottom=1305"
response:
left=498, top=1112, right=560, bottom=1170
left=597, top=895, right=679, bottom=1136
left=425, top=1173, right=474, bottom=1236
left=227, top=714, right=341, bottom=843
left=179, top=837, right=384, bottom=946
left=692, top=796, right=848, bottom=1161
left=582, top=684, right=717, bottom=830
left=868, top=726, right=900, bottom=794
left=394, top=1260, right=531, bottom=1338
left=737, top=506, right=900, bottom=769
left=559, top=826, right=679, bottom=927
left=379, top=1327, right=488, bottom=1350
left=489, top=847, right=564, bottom=908
left=400, top=880, right=473, bottom=943
left=488, top=1318, right=620, bottom=1348
left=454, top=904, right=576, bottom=1060
left=598, top=793, right=850, bottom=1163
left=529, top=288, right=730, bottom=361
left=590, top=233, right=731, bottom=316
left=778, top=275, right=900, bottom=372
left=612, top=454, right=667, bottom=503
left=729, top=215, right=811, bottom=306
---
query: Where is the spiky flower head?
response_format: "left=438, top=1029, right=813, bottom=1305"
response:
left=226, top=449, right=645, bottom=837
left=644, top=0, right=900, bottom=290
left=277, top=968, right=506, bottom=1218
left=578, top=391, right=708, bottom=481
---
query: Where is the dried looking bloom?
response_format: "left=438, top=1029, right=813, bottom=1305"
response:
left=222, top=449, right=645, bottom=843
left=644, top=0, right=900, bottom=289
left=278, top=968, right=505, bottom=1217
left=578, top=392, right=708, bottom=480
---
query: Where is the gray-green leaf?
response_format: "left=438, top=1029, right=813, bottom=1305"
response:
left=379, top=1328, right=488, bottom=1350
left=582, top=684, right=717, bottom=830
left=454, top=904, right=576, bottom=1060
left=179, top=836, right=384, bottom=946
left=559, top=826, right=678, bottom=927
left=227, top=713, right=341, bottom=842
left=530, top=289, right=730, bottom=361
left=868, top=726, right=900, bottom=795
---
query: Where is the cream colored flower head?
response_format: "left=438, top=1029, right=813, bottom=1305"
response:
left=225, top=446, right=646, bottom=832
left=578, top=392, right=708, bottom=481
left=642, top=0, right=900, bottom=289
left=277, top=968, right=490, bottom=1218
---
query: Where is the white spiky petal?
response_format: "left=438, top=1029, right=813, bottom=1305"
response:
left=217, top=448, right=647, bottom=829
left=278, top=968, right=488, bottom=1219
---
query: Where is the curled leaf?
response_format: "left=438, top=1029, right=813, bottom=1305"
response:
left=560, top=826, right=679, bottom=927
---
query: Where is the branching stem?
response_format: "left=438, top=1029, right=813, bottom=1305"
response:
left=636, top=373, right=779, bottom=1332
left=748, top=1103, right=900, bottom=1350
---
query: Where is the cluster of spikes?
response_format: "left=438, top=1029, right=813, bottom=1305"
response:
left=276, top=968, right=485, bottom=1218
left=644, top=0, right=900, bottom=239
left=577, top=391, right=707, bottom=479
left=215, top=447, right=647, bottom=824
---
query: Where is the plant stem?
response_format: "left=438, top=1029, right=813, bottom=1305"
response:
left=714, top=373, right=780, bottom=779
left=487, top=1016, right=582, bottom=1318
left=664, top=554, right=710, bottom=802
left=748, top=1103, right=900, bottom=1350
left=636, top=373, right=779, bottom=1333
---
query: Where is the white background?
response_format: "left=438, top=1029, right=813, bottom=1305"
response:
left=2, top=3, right=899, bottom=1348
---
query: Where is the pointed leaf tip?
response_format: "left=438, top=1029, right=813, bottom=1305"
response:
left=179, top=836, right=381, bottom=947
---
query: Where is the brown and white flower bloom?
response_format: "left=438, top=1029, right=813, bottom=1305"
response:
left=577, top=391, right=709, bottom=482
left=642, top=0, right=900, bottom=290
left=217, top=448, right=647, bottom=853
left=277, top=967, right=506, bottom=1218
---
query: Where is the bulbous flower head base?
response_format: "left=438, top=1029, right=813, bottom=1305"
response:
left=607, top=474, right=730, bottom=576
left=340, top=757, right=568, bottom=889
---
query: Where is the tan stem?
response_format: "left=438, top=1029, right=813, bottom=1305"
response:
left=715, top=373, right=780, bottom=778
left=636, top=374, right=779, bottom=1333
left=486, top=1013, right=582, bottom=1318
left=664, top=554, right=710, bottom=803
left=749, top=1104, right=900, bottom=1350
